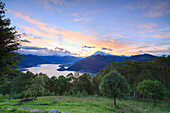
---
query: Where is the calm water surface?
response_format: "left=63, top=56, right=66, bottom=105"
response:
left=22, top=64, right=76, bottom=77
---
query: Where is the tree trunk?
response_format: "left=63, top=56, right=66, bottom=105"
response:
left=162, top=67, right=166, bottom=87
left=133, top=92, right=136, bottom=99
left=153, top=98, right=156, bottom=107
left=114, top=97, right=117, bottom=107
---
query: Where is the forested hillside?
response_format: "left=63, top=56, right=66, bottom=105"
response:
left=67, top=53, right=156, bottom=73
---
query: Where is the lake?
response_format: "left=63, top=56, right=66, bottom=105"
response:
left=22, top=64, right=77, bottom=78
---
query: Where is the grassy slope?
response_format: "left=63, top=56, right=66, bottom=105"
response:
left=0, top=96, right=169, bottom=113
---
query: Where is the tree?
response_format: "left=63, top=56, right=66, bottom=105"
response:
left=0, top=1, right=21, bottom=79
left=57, top=76, right=68, bottom=95
left=77, top=73, right=92, bottom=94
left=137, top=80, right=167, bottom=107
left=27, top=74, right=45, bottom=100
left=99, top=71, right=130, bottom=107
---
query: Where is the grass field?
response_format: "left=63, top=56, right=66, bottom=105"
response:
left=0, top=96, right=169, bottom=113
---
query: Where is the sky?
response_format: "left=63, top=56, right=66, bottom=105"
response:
left=4, top=0, right=170, bottom=57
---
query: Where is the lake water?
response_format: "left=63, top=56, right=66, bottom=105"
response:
left=22, top=64, right=77, bottom=78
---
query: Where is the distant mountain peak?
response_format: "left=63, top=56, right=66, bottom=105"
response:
left=92, top=51, right=113, bottom=56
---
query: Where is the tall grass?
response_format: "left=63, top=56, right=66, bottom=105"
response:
left=0, top=96, right=169, bottom=113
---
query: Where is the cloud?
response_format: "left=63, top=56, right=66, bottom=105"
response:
left=126, top=0, right=170, bottom=17
left=150, top=32, right=170, bottom=38
left=72, top=13, right=78, bottom=17
left=21, top=33, right=62, bottom=49
left=74, top=18, right=82, bottom=22
left=138, top=50, right=143, bottom=53
left=145, top=0, right=170, bottom=17
left=21, top=39, right=31, bottom=43
left=12, top=10, right=130, bottom=52
left=50, top=0, right=65, bottom=5
left=36, top=0, right=66, bottom=13
left=11, top=10, right=160, bottom=56
left=55, top=47, right=64, bottom=51
left=102, top=47, right=112, bottom=51
left=135, top=44, right=150, bottom=49
left=20, top=46, right=48, bottom=51
left=82, top=45, right=96, bottom=48
left=21, top=26, right=57, bottom=39
left=19, top=46, right=72, bottom=56
left=138, top=23, right=157, bottom=32
left=138, top=48, right=170, bottom=54
left=8, top=10, right=47, bottom=26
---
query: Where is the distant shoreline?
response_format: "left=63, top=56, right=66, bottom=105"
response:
left=17, top=63, right=96, bottom=76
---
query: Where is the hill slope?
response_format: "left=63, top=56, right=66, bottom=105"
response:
left=127, top=54, right=155, bottom=61
left=67, top=54, right=126, bottom=73
left=38, top=56, right=83, bottom=64
left=67, top=52, right=156, bottom=73
left=17, top=55, right=83, bottom=69
left=17, top=54, right=49, bottom=69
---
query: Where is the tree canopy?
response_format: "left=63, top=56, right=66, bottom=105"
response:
left=0, top=1, right=21, bottom=79
left=137, top=80, right=167, bottom=107
left=99, top=71, right=130, bottom=107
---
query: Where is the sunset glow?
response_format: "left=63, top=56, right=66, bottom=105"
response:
left=5, top=0, right=170, bottom=57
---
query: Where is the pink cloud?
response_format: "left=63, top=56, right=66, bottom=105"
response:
left=145, top=0, right=170, bottom=17
left=126, top=0, right=170, bottom=17
left=138, top=23, right=157, bottom=32
left=72, top=13, right=79, bottom=17
left=8, top=10, right=46, bottom=26
left=74, top=18, right=82, bottom=22
left=36, top=0, right=66, bottom=13
left=11, top=10, right=160, bottom=56
left=151, top=32, right=170, bottom=38
left=21, top=26, right=58, bottom=39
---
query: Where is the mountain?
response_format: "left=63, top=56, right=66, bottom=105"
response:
left=92, top=51, right=114, bottom=56
left=67, top=52, right=156, bottom=74
left=128, top=54, right=155, bottom=61
left=38, top=56, right=83, bottom=64
left=17, top=54, right=50, bottom=69
left=17, top=54, right=83, bottom=69
left=67, top=51, right=127, bottom=73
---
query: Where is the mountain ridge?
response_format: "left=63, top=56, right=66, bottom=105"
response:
left=17, top=54, right=83, bottom=69
left=66, top=52, right=156, bottom=73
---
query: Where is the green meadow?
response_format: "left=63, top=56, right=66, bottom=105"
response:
left=0, top=96, right=169, bottom=113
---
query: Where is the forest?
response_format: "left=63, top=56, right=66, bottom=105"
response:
left=0, top=56, right=169, bottom=104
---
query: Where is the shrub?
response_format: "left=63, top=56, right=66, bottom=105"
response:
left=76, top=91, right=81, bottom=97
left=64, top=91, right=68, bottom=96
left=4, top=94, right=10, bottom=99
left=10, top=92, right=22, bottom=99
left=0, top=94, right=4, bottom=102
left=81, top=90, right=88, bottom=97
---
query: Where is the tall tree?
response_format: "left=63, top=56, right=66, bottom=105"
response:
left=0, top=1, right=21, bottom=79
left=137, top=80, right=167, bottom=107
left=99, top=71, right=130, bottom=107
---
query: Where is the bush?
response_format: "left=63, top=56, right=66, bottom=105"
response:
left=0, top=94, right=4, bottom=102
left=68, top=89, right=76, bottom=96
left=94, top=93, right=100, bottom=98
left=44, top=91, right=55, bottom=96
left=64, top=91, right=68, bottom=96
left=10, top=92, right=22, bottom=99
left=76, top=91, right=81, bottom=97
left=81, top=90, right=88, bottom=97
left=0, top=94, right=11, bottom=102
left=4, top=94, right=10, bottom=99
